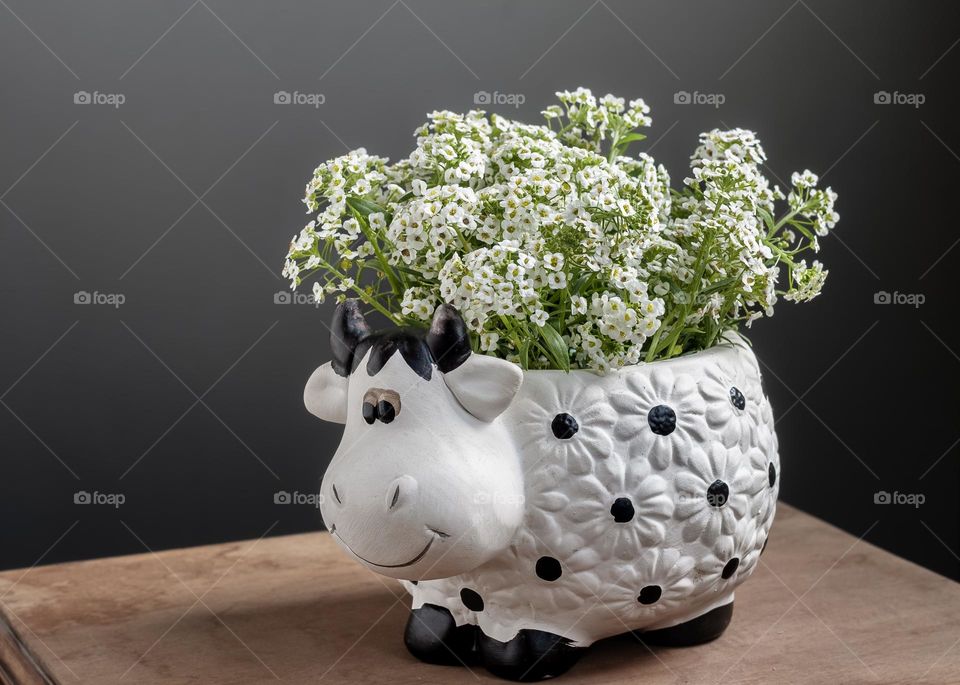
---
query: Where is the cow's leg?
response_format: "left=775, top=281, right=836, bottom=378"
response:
left=477, top=628, right=584, bottom=681
left=404, top=604, right=480, bottom=666
left=639, top=600, right=734, bottom=647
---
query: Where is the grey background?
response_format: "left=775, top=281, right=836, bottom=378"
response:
left=1, top=0, right=957, bottom=582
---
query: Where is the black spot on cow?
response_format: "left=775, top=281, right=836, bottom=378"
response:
left=647, top=405, right=676, bottom=435
left=551, top=413, right=579, bottom=439
left=536, top=556, right=562, bottom=581
left=638, top=585, right=662, bottom=605
left=707, top=480, right=729, bottom=508
left=610, top=497, right=635, bottom=523
left=460, top=588, right=484, bottom=612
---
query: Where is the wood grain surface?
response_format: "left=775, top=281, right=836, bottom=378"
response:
left=0, top=504, right=957, bottom=684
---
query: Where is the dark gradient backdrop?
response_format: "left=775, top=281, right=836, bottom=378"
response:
left=1, top=0, right=958, bottom=581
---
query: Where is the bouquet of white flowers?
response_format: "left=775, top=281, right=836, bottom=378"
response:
left=283, top=88, right=837, bottom=371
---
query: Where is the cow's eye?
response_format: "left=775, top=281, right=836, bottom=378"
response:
left=361, top=388, right=400, bottom=425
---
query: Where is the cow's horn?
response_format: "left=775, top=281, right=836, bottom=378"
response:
left=330, top=299, right=371, bottom=376
left=427, top=304, right=471, bottom=373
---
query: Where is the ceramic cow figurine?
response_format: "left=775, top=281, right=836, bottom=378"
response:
left=306, top=300, right=779, bottom=681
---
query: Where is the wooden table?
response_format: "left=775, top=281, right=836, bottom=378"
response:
left=1, top=504, right=957, bottom=684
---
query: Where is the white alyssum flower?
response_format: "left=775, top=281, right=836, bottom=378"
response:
left=283, top=89, right=838, bottom=371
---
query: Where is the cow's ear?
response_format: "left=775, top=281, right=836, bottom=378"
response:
left=304, top=361, right=349, bottom=423
left=442, top=354, right=523, bottom=422
left=426, top=303, right=522, bottom=421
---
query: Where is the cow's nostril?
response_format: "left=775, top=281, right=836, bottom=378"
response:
left=386, top=475, right=417, bottom=512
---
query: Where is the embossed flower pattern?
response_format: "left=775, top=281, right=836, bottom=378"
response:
left=606, top=548, right=696, bottom=619
left=611, top=366, right=706, bottom=470
left=562, top=452, right=674, bottom=560
left=516, top=380, right=617, bottom=476
left=695, top=517, right=762, bottom=594
left=674, top=443, right=767, bottom=546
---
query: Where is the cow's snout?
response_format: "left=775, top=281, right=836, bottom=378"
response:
left=386, top=475, right=417, bottom=513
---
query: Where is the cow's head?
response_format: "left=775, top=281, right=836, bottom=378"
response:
left=305, top=300, right=525, bottom=580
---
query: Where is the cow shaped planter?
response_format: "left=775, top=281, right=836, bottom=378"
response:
left=305, top=300, right=778, bottom=681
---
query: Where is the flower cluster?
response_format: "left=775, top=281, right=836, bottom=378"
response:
left=282, top=89, right=838, bottom=371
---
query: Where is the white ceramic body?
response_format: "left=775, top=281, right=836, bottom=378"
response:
left=314, top=333, right=778, bottom=647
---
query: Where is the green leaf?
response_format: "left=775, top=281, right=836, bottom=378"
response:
left=538, top=322, right=570, bottom=372
left=346, top=196, right=387, bottom=219
left=518, top=339, right=530, bottom=370
left=757, top=207, right=776, bottom=233
left=619, top=132, right=647, bottom=144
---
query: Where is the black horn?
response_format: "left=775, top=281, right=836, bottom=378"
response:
left=426, top=304, right=471, bottom=372
left=330, top=299, right=372, bottom=376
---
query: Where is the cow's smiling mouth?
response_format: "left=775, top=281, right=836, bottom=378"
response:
left=329, top=524, right=444, bottom=568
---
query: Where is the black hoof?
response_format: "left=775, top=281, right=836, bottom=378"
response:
left=478, top=628, right=583, bottom=681
left=404, top=604, right=480, bottom=666
left=639, top=601, right=734, bottom=647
